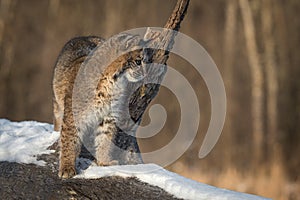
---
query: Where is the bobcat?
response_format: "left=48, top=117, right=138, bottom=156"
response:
left=52, top=0, right=189, bottom=179
left=53, top=34, right=150, bottom=178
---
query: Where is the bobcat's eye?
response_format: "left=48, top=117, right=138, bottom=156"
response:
left=135, top=59, right=142, bottom=65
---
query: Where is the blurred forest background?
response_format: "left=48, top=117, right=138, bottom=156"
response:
left=0, top=0, right=299, bottom=199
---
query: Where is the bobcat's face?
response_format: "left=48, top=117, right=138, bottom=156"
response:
left=111, top=48, right=148, bottom=83
left=124, top=55, right=146, bottom=82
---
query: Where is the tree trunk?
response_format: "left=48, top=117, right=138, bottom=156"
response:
left=261, top=0, right=279, bottom=164
left=223, top=0, right=237, bottom=165
left=0, top=0, right=16, bottom=118
left=239, top=0, right=264, bottom=165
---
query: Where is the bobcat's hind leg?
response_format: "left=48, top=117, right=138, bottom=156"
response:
left=59, top=122, right=81, bottom=178
left=58, top=93, right=81, bottom=179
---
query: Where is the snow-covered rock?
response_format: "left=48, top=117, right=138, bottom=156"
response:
left=76, top=163, right=270, bottom=200
left=0, top=119, right=270, bottom=200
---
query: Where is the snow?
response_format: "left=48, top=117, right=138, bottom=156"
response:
left=76, top=164, right=270, bottom=200
left=0, top=119, right=59, bottom=165
left=0, top=119, right=270, bottom=200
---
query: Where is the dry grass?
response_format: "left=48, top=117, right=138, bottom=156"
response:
left=170, top=161, right=300, bottom=200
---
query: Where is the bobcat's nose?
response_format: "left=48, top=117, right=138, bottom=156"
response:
left=142, top=49, right=153, bottom=64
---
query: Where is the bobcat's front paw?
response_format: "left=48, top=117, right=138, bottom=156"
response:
left=58, top=165, right=76, bottom=179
